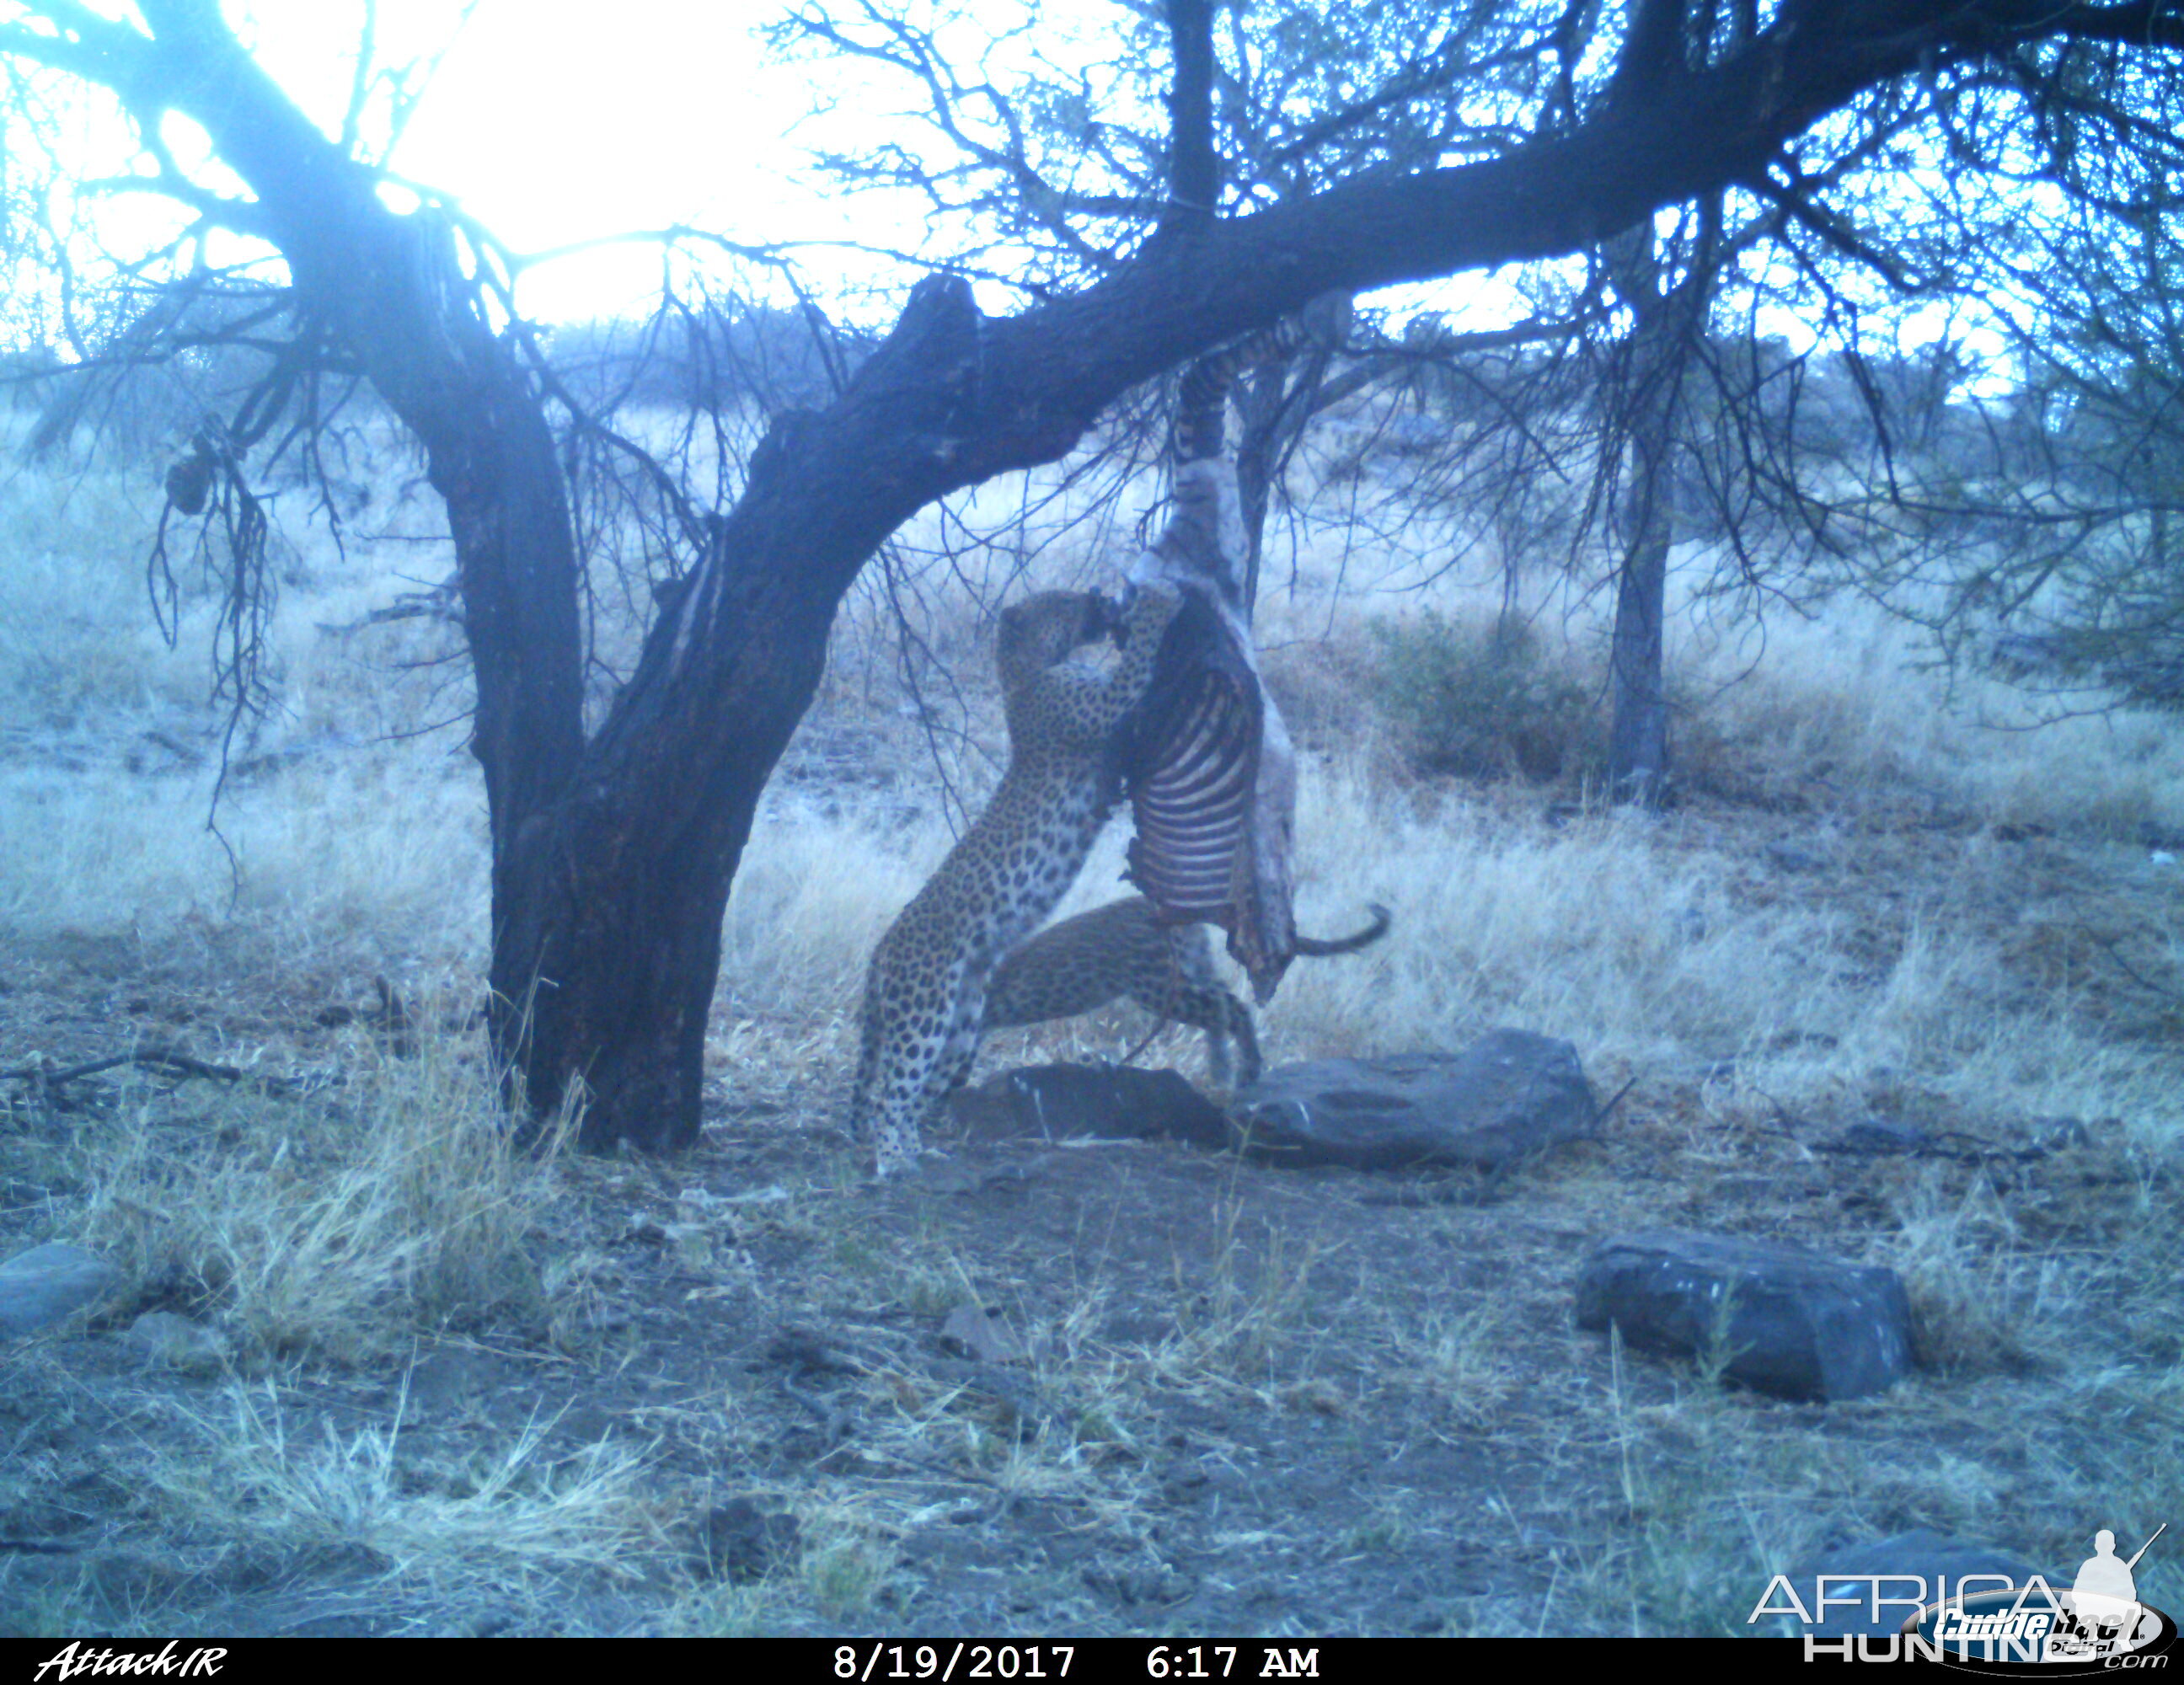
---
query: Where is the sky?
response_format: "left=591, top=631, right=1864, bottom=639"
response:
left=13, top=0, right=1949, bottom=353
left=244, top=0, right=900, bottom=323
left=24, top=0, right=1523, bottom=334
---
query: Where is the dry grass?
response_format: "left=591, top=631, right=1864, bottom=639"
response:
left=80, top=1020, right=571, bottom=1364
left=1158, top=1193, right=1334, bottom=1390
left=148, top=1383, right=663, bottom=1583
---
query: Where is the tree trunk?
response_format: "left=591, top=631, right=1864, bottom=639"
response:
left=1231, top=299, right=1353, bottom=611
left=1603, top=201, right=1718, bottom=808
left=1608, top=393, right=1674, bottom=803
left=497, top=284, right=1019, bottom=1150
left=1234, top=362, right=1290, bottom=612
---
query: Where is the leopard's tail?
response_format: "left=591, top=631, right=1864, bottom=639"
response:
left=1292, top=902, right=1390, bottom=957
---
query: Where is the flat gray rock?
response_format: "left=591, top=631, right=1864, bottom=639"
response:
left=1575, top=1229, right=1914, bottom=1401
left=1228, top=1031, right=1599, bottom=1170
left=0, top=1242, right=127, bottom=1340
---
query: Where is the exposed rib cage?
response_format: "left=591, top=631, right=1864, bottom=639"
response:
left=1124, top=651, right=1259, bottom=925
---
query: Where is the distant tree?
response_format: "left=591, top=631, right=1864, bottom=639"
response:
left=1699, top=46, right=2184, bottom=717
left=1597, top=202, right=1718, bottom=802
left=3, top=0, right=2179, bottom=1155
left=1940, top=159, right=2184, bottom=709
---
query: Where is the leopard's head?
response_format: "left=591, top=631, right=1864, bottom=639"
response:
left=997, top=591, right=1111, bottom=691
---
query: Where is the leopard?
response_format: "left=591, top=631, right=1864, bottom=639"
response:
left=848, top=583, right=1184, bottom=1173
left=848, top=318, right=1320, bottom=1174
left=982, top=896, right=1391, bottom=1088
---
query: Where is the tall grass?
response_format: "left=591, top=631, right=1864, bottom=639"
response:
left=82, top=1022, right=569, bottom=1364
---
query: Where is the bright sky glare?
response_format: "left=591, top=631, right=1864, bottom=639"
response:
left=254, top=1, right=887, bottom=322
left=24, top=2, right=1944, bottom=353
left=181, top=0, right=1523, bottom=331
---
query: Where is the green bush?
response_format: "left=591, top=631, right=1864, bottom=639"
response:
left=1371, top=612, right=1604, bottom=783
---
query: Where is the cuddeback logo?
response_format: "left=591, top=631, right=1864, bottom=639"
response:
left=1752, top=1524, right=2176, bottom=1670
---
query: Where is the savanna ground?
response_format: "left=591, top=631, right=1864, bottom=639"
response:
left=1, top=399, right=2180, bottom=1639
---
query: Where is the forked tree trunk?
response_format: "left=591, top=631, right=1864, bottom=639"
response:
left=1234, top=361, right=1301, bottom=612
left=490, top=286, right=1019, bottom=1149
left=1231, top=297, right=1356, bottom=611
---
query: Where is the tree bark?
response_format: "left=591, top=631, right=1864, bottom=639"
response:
left=1608, top=383, right=1677, bottom=803
left=1603, top=193, right=1721, bottom=807
left=504, top=280, right=1020, bottom=1148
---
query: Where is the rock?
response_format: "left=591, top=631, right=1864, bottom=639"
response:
left=0, top=1242, right=127, bottom=1339
left=697, top=1497, right=801, bottom=1583
left=1785, top=1530, right=2043, bottom=1637
left=123, top=1310, right=228, bottom=1373
left=939, top=1304, right=1027, bottom=1365
left=946, top=1064, right=1231, bottom=1149
left=1574, top=1229, right=1914, bottom=1401
left=945, top=1036, right=1600, bottom=1175
left=1228, top=1032, right=1599, bottom=1171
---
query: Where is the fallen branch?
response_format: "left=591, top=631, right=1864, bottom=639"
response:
left=313, top=591, right=463, bottom=636
left=2079, top=923, right=2181, bottom=1003
left=0, top=1045, right=305, bottom=1096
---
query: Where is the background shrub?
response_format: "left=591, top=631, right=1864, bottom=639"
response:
left=1371, top=611, right=1604, bottom=783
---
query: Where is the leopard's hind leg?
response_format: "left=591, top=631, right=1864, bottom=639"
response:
left=930, top=979, right=990, bottom=1106
left=859, top=960, right=976, bottom=1174
left=1153, top=927, right=1263, bottom=1088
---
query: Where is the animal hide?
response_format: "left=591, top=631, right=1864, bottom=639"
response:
left=1117, top=454, right=1298, bottom=1003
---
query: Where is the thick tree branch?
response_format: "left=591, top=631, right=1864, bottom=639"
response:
left=1609, top=0, right=1692, bottom=106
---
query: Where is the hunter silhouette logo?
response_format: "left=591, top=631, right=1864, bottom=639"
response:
left=1753, top=1522, right=2177, bottom=1667
left=2069, top=1526, right=2160, bottom=1642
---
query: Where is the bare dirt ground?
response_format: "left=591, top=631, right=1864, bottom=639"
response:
left=4, top=789, right=2179, bottom=1639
